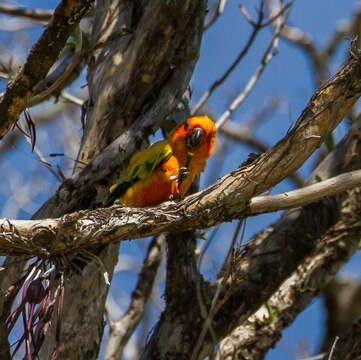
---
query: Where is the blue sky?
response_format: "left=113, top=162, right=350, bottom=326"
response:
left=1, top=1, right=361, bottom=359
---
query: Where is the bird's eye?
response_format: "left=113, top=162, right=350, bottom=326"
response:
left=185, top=127, right=205, bottom=150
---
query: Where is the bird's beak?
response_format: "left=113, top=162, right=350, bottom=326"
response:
left=185, top=127, right=205, bottom=150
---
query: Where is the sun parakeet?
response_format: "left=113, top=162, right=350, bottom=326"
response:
left=104, top=115, right=217, bottom=207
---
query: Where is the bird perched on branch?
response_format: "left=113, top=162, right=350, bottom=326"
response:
left=103, top=115, right=217, bottom=208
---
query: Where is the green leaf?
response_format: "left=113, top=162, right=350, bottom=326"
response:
left=265, top=301, right=279, bottom=324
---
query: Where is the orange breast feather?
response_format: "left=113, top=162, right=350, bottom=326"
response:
left=120, top=154, right=180, bottom=207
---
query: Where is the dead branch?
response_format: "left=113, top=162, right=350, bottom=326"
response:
left=249, top=170, right=361, bottom=214
left=0, top=2, right=54, bottom=21
left=192, top=1, right=292, bottom=115
left=105, top=235, right=164, bottom=359
left=0, top=0, right=93, bottom=140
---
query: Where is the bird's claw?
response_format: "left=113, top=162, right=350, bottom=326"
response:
left=177, top=166, right=190, bottom=184
left=168, top=193, right=181, bottom=201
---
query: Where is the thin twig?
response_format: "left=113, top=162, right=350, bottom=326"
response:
left=192, top=2, right=266, bottom=115
left=104, top=235, right=164, bottom=360
left=0, top=3, right=53, bottom=21
left=0, top=2, right=94, bottom=22
left=215, top=7, right=289, bottom=129
left=204, top=0, right=228, bottom=30
left=23, top=134, right=62, bottom=183
left=60, top=92, right=84, bottom=107
left=191, top=219, right=245, bottom=360
left=328, top=336, right=339, bottom=360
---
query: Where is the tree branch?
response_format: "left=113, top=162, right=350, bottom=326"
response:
left=31, top=41, right=361, bottom=224
left=320, top=319, right=361, bottom=360
left=0, top=2, right=54, bottom=21
left=249, top=169, right=361, bottom=214
left=0, top=0, right=93, bottom=140
left=2, top=165, right=361, bottom=257
left=104, top=235, right=164, bottom=359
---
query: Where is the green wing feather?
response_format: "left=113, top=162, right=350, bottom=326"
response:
left=103, top=140, right=173, bottom=207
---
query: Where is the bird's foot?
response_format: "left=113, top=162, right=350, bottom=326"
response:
left=177, top=166, right=190, bottom=183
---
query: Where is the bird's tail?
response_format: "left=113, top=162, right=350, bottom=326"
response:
left=102, top=181, right=132, bottom=207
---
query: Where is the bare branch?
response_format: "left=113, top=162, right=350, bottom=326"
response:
left=105, top=235, right=164, bottom=359
left=265, top=0, right=327, bottom=85
left=0, top=2, right=53, bottom=21
left=192, top=1, right=291, bottom=115
left=249, top=169, right=361, bottom=214
left=195, top=1, right=292, bottom=118
left=0, top=0, right=93, bottom=140
left=215, top=8, right=287, bottom=129
left=204, top=0, right=228, bottom=30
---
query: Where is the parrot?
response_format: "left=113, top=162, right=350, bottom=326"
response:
left=103, top=115, right=217, bottom=208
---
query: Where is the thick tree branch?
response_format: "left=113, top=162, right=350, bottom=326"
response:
left=220, top=120, right=304, bottom=187
left=2, top=167, right=361, bottom=257
left=0, top=0, right=93, bottom=140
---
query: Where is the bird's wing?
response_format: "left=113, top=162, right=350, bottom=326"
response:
left=104, top=140, right=173, bottom=206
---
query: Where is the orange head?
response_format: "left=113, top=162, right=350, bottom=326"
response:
left=169, top=115, right=216, bottom=169
left=168, top=115, right=216, bottom=196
